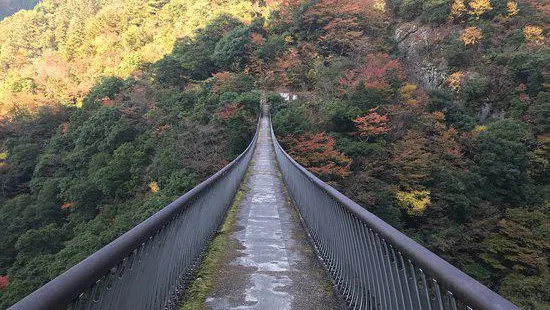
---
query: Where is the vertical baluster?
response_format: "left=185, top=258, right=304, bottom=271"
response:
left=81, top=286, right=93, bottom=310
left=127, top=245, right=145, bottom=310
left=320, top=189, right=332, bottom=265
left=357, top=224, right=375, bottom=310
left=368, top=231, right=388, bottom=309
left=99, top=266, right=117, bottom=308
left=163, top=223, right=178, bottom=308
left=352, top=218, right=367, bottom=310
left=348, top=215, right=362, bottom=309
left=329, top=198, right=344, bottom=288
left=138, top=238, right=155, bottom=309
left=376, top=236, right=395, bottom=309
left=364, top=228, right=382, bottom=310
left=73, top=292, right=86, bottom=310
left=382, top=243, right=400, bottom=310
left=91, top=276, right=106, bottom=308
left=398, top=253, right=414, bottom=310
left=390, top=247, right=406, bottom=310
left=408, top=260, right=422, bottom=309
left=433, top=279, right=444, bottom=310
left=342, top=209, right=355, bottom=303
left=335, top=201, right=348, bottom=294
left=447, top=291, right=458, bottom=310
left=419, top=269, right=433, bottom=310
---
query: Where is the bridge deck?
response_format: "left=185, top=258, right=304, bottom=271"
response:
left=204, top=116, right=343, bottom=310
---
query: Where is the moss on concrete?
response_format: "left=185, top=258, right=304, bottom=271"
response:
left=178, top=172, right=250, bottom=310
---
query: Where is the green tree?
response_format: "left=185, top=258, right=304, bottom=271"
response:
left=15, top=224, right=65, bottom=258
left=421, top=0, right=453, bottom=24
left=84, top=77, right=124, bottom=109
left=482, top=205, right=550, bottom=309
left=151, top=56, right=184, bottom=87
left=473, top=119, right=529, bottom=205
left=212, top=25, right=251, bottom=71
left=531, top=92, right=550, bottom=135
left=272, top=102, right=312, bottom=136
left=172, top=15, right=243, bottom=79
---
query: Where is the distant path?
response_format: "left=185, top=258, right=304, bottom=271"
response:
left=204, top=115, right=344, bottom=310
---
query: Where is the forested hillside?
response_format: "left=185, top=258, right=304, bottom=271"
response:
left=0, top=0, right=257, bottom=115
left=267, top=1, right=549, bottom=309
left=0, top=0, right=548, bottom=309
left=0, top=0, right=39, bottom=20
left=0, top=0, right=260, bottom=307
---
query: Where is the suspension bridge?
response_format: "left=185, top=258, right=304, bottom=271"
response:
left=9, top=108, right=521, bottom=310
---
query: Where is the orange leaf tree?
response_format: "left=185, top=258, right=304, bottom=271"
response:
left=353, top=109, right=389, bottom=140
left=285, top=132, right=352, bottom=181
left=274, top=44, right=316, bottom=89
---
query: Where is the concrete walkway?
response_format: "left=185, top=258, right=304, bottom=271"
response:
left=204, top=116, right=344, bottom=310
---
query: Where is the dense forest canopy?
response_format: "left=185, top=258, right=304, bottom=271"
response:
left=269, top=1, right=549, bottom=309
left=0, top=0, right=548, bottom=309
left=0, top=0, right=260, bottom=307
left=0, top=0, right=259, bottom=115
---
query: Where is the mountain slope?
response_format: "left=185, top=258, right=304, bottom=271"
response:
left=265, top=1, right=549, bottom=309
left=0, top=0, right=548, bottom=309
left=0, top=1, right=261, bottom=307
left=0, top=0, right=258, bottom=115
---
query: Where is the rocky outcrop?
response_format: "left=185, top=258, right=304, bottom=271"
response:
left=394, top=22, right=451, bottom=90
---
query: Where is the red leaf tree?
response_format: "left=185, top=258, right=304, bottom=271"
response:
left=217, top=103, right=244, bottom=121
left=0, top=275, right=9, bottom=291
left=211, top=71, right=234, bottom=93
left=285, top=132, right=352, bottom=180
left=339, top=53, right=403, bottom=93
left=353, top=109, right=389, bottom=139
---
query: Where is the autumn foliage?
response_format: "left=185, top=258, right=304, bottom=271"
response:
left=353, top=110, right=389, bottom=138
left=1, top=0, right=549, bottom=307
left=468, top=0, right=493, bottom=17
left=273, top=43, right=318, bottom=89
left=507, top=1, right=519, bottom=16
left=449, top=0, right=493, bottom=20
left=276, top=48, right=303, bottom=88
left=211, top=71, right=235, bottom=93
left=60, top=202, right=75, bottom=210
left=285, top=132, right=352, bottom=180
left=339, top=53, right=403, bottom=93
left=270, top=0, right=384, bottom=56
left=0, top=276, right=8, bottom=291
left=523, top=25, right=545, bottom=45
left=265, top=0, right=303, bottom=21
left=217, top=103, right=244, bottom=121
left=460, top=26, right=483, bottom=45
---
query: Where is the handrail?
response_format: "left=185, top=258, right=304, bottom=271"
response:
left=9, top=118, right=260, bottom=310
left=270, top=118, right=520, bottom=310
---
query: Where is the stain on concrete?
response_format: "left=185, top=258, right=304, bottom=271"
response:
left=205, top=116, right=345, bottom=310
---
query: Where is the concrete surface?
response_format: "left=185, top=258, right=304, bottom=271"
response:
left=205, top=116, right=344, bottom=310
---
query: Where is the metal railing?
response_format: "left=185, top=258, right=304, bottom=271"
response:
left=270, top=119, right=520, bottom=310
left=9, top=121, right=259, bottom=310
